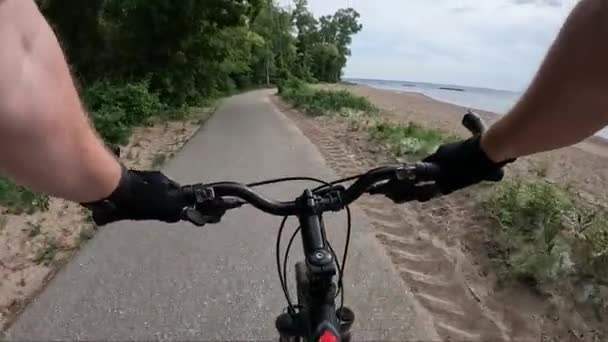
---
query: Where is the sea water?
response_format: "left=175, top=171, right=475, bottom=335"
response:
left=348, top=78, right=608, bottom=138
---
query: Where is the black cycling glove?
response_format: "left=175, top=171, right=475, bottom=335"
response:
left=423, top=135, right=514, bottom=195
left=82, top=166, right=188, bottom=226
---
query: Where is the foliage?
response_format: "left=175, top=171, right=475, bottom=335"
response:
left=84, top=79, right=164, bottom=144
left=369, top=121, right=459, bottom=157
left=280, top=79, right=377, bottom=116
left=571, top=207, right=608, bottom=282
left=488, top=180, right=572, bottom=232
left=37, top=0, right=361, bottom=100
left=33, top=237, right=58, bottom=266
left=485, top=180, right=575, bottom=286
left=291, top=1, right=361, bottom=82
left=250, top=1, right=297, bottom=85
left=34, top=0, right=362, bottom=149
left=484, top=179, right=608, bottom=287
left=0, top=178, right=50, bottom=214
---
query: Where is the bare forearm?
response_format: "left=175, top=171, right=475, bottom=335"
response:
left=0, top=0, right=120, bottom=202
left=481, top=0, right=608, bottom=162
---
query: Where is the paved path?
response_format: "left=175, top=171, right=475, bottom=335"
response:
left=5, top=90, right=437, bottom=341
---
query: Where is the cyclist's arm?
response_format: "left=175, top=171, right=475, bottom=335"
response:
left=0, top=0, right=121, bottom=202
left=481, top=0, right=608, bottom=162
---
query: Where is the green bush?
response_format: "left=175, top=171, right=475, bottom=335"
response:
left=571, top=208, right=608, bottom=282
left=279, top=79, right=377, bottom=116
left=89, top=103, right=131, bottom=145
left=369, top=121, right=458, bottom=157
left=84, top=79, right=165, bottom=144
left=484, top=180, right=583, bottom=285
left=283, top=77, right=307, bottom=91
left=85, top=79, right=164, bottom=125
left=305, top=89, right=376, bottom=114
left=488, top=180, right=573, bottom=232
left=0, top=178, right=49, bottom=214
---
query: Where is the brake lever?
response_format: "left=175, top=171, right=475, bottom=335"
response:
left=368, top=180, right=438, bottom=203
left=367, top=163, right=440, bottom=203
left=183, top=197, right=245, bottom=226
left=462, top=109, right=486, bottom=136
left=181, top=184, right=245, bottom=226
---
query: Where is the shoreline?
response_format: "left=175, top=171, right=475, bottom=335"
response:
left=351, top=84, right=608, bottom=159
left=327, top=83, right=608, bottom=206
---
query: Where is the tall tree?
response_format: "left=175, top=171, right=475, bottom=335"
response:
left=313, top=8, right=361, bottom=81
left=37, top=0, right=360, bottom=107
left=291, top=0, right=320, bottom=81
left=331, top=8, right=362, bottom=80
left=251, top=0, right=297, bottom=84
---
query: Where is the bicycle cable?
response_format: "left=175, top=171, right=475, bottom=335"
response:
left=248, top=177, right=334, bottom=188
left=283, top=225, right=301, bottom=313
left=277, top=216, right=295, bottom=313
left=272, top=177, right=331, bottom=315
left=333, top=206, right=351, bottom=300
left=253, top=175, right=356, bottom=318
left=339, top=206, right=352, bottom=315
left=312, top=174, right=362, bottom=193
left=326, top=239, right=343, bottom=300
left=312, top=166, right=390, bottom=193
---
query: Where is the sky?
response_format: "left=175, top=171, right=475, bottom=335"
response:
left=279, top=0, right=578, bottom=91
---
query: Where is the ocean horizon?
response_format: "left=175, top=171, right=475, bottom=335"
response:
left=346, top=78, right=521, bottom=114
left=347, top=78, right=608, bottom=139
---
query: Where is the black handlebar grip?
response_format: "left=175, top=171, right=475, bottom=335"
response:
left=486, top=169, right=504, bottom=182
left=462, top=110, right=486, bottom=136
left=414, top=162, right=441, bottom=181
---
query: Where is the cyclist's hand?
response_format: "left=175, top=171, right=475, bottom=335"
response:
left=423, top=136, right=513, bottom=194
left=370, top=180, right=439, bottom=203
left=82, top=167, right=188, bottom=226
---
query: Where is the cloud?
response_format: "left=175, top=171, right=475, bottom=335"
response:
left=300, top=0, right=578, bottom=91
left=449, top=6, right=476, bottom=13
left=511, top=0, right=563, bottom=7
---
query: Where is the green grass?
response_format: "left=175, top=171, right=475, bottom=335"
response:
left=484, top=178, right=608, bottom=289
left=571, top=208, right=608, bottom=282
left=279, top=79, right=457, bottom=158
left=279, top=78, right=377, bottom=116
left=0, top=177, right=50, bottom=214
left=369, top=121, right=459, bottom=158
left=33, top=237, right=57, bottom=266
left=485, top=179, right=574, bottom=286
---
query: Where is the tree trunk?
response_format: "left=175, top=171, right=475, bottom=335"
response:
left=266, top=56, right=270, bottom=86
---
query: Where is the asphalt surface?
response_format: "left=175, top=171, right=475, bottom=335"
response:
left=5, top=90, right=438, bottom=341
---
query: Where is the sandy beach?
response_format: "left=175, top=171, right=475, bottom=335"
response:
left=278, top=84, right=608, bottom=342
left=345, top=84, right=608, bottom=205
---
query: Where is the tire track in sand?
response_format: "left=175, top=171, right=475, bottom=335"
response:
left=282, top=108, right=510, bottom=342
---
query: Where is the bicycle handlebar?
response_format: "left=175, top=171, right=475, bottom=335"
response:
left=180, top=112, right=487, bottom=225
left=181, top=162, right=440, bottom=225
